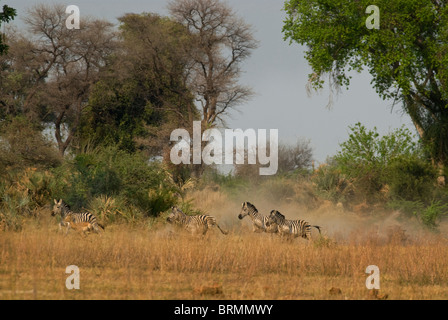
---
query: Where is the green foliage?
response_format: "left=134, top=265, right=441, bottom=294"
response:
left=0, top=168, right=54, bottom=231
left=312, top=164, right=353, bottom=203
left=78, top=13, right=197, bottom=154
left=283, top=0, right=447, bottom=98
left=88, top=195, right=143, bottom=224
left=336, top=123, right=419, bottom=166
left=327, top=123, right=422, bottom=202
left=283, top=0, right=448, bottom=166
left=313, top=121, right=445, bottom=229
left=388, top=199, right=448, bottom=230
left=178, top=199, right=207, bottom=216
left=419, top=200, right=448, bottom=230
left=50, top=146, right=180, bottom=216
left=386, top=156, right=437, bottom=201
left=0, top=3, right=16, bottom=54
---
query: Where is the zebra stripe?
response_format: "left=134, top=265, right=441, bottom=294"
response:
left=238, top=202, right=278, bottom=233
left=167, top=206, right=228, bottom=235
left=62, top=212, right=95, bottom=236
left=266, top=210, right=321, bottom=240
left=51, top=199, right=105, bottom=234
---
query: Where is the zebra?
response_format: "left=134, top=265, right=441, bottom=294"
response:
left=237, top=202, right=278, bottom=233
left=62, top=212, right=95, bottom=237
left=266, top=210, right=321, bottom=240
left=166, top=206, right=228, bottom=235
left=51, top=199, right=105, bottom=235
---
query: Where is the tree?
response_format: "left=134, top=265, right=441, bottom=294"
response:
left=79, top=13, right=198, bottom=157
left=0, top=117, right=61, bottom=173
left=0, top=2, right=16, bottom=55
left=283, top=0, right=448, bottom=169
left=234, top=138, right=313, bottom=179
left=18, top=4, right=116, bottom=156
left=168, top=0, right=258, bottom=127
left=277, top=139, right=313, bottom=173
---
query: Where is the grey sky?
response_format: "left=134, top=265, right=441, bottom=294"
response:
left=9, top=0, right=415, bottom=164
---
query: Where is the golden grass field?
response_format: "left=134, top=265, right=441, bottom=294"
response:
left=1, top=190, right=448, bottom=300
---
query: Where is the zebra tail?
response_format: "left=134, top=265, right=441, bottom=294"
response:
left=312, top=225, right=321, bottom=234
left=98, top=223, right=106, bottom=230
left=217, top=224, right=228, bottom=235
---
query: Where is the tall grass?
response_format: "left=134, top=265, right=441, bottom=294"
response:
left=1, top=223, right=447, bottom=300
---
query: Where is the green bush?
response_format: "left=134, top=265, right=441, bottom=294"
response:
left=0, top=168, right=55, bottom=231
left=311, top=164, right=353, bottom=203
left=331, top=123, right=421, bottom=202
left=386, top=156, right=437, bottom=202
left=419, top=200, right=448, bottom=230
left=388, top=199, right=448, bottom=230
left=50, top=145, right=180, bottom=216
left=88, top=195, right=144, bottom=224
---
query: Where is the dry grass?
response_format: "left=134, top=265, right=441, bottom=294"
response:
left=1, top=189, right=447, bottom=300
left=1, top=219, right=448, bottom=300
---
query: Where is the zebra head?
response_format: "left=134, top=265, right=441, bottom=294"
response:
left=51, top=199, right=66, bottom=217
left=238, top=201, right=256, bottom=220
left=167, top=206, right=184, bottom=224
left=266, top=210, right=284, bottom=227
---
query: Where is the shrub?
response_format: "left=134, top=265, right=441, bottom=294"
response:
left=386, top=156, right=437, bottom=202
left=0, top=168, right=55, bottom=230
left=418, top=200, right=448, bottom=230
left=50, top=145, right=180, bottom=216
left=332, top=123, right=420, bottom=202
left=387, top=199, right=448, bottom=230
left=311, top=164, right=354, bottom=204
left=0, top=117, right=61, bottom=174
left=88, top=195, right=144, bottom=224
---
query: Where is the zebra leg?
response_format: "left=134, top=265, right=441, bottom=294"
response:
left=81, top=227, right=89, bottom=238
left=58, top=221, right=66, bottom=232
left=253, top=226, right=263, bottom=233
left=91, top=224, right=99, bottom=234
left=216, top=224, right=228, bottom=235
left=65, top=223, right=71, bottom=236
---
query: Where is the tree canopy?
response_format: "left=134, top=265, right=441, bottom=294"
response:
left=283, top=0, right=448, bottom=168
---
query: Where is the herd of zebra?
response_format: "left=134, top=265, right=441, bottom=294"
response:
left=51, top=199, right=322, bottom=240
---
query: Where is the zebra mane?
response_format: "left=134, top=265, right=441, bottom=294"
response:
left=62, top=201, right=70, bottom=210
left=273, top=210, right=285, bottom=221
left=245, top=202, right=258, bottom=213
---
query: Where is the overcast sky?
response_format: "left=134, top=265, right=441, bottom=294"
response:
left=9, top=0, right=415, bottom=164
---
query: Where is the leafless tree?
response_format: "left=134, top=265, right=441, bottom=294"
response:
left=234, top=138, right=313, bottom=179
left=277, top=139, right=313, bottom=173
left=168, top=0, right=258, bottom=127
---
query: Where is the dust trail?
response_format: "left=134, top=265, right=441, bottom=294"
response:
left=186, top=188, right=448, bottom=243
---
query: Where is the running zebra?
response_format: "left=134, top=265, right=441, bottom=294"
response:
left=266, top=210, right=321, bottom=240
left=238, top=202, right=278, bottom=233
left=62, top=212, right=95, bottom=237
left=167, top=206, right=228, bottom=235
left=51, top=199, right=105, bottom=234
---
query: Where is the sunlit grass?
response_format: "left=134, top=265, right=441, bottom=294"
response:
left=1, top=221, right=448, bottom=300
